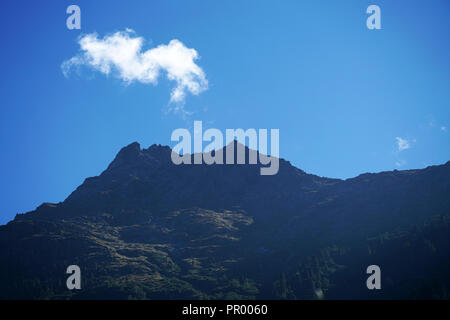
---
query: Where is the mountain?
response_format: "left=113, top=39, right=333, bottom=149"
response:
left=1, top=141, right=450, bottom=299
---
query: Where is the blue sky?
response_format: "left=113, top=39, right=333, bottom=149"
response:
left=1, top=0, right=450, bottom=224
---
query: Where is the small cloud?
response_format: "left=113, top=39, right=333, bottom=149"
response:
left=441, top=126, right=447, bottom=132
left=395, top=137, right=410, bottom=152
left=395, top=160, right=406, bottom=167
left=62, top=29, right=208, bottom=108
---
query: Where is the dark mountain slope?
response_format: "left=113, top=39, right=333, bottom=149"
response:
left=1, top=142, right=449, bottom=299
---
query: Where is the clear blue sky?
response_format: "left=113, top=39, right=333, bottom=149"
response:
left=1, top=0, right=450, bottom=224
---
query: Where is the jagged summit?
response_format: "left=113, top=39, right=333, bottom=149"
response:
left=2, top=140, right=450, bottom=299
left=31, top=139, right=320, bottom=223
left=11, top=140, right=450, bottom=228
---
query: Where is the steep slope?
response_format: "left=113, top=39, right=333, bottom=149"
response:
left=1, top=142, right=449, bottom=299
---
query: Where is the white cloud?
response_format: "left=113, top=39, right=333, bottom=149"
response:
left=62, top=29, right=208, bottom=105
left=395, top=160, right=406, bottom=167
left=442, top=126, right=447, bottom=132
left=395, top=137, right=410, bottom=152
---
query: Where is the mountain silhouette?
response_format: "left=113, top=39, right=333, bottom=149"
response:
left=1, top=141, right=450, bottom=299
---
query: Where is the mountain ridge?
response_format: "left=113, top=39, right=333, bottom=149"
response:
left=13, top=140, right=450, bottom=228
left=15, top=140, right=450, bottom=220
left=2, top=141, right=450, bottom=299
